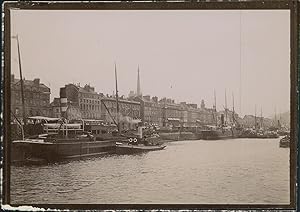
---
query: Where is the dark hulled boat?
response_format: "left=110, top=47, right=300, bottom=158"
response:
left=11, top=120, right=125, bottom=164
left=116, top=142, right=166, bottom=154
left=12, top=135, right=117, bottom=164
left=197, top=90, right=242, bottom=140
left=239, top=129, right=279, bottom=139
left=115, top=117, right=166, bottom=154
left=198, top=125, right=241, bottom=140
left=279, top=135, right=290, bottom=148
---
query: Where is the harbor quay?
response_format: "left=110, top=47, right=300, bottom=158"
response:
left=9, top=67, right=291, bottom=166
left=10, top=73, right=285, bottom=140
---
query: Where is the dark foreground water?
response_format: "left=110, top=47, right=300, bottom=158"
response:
left=11, top=138, right=290, bottom=204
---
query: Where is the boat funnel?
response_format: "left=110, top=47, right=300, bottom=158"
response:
left=60, top=87, right=68, bottom=119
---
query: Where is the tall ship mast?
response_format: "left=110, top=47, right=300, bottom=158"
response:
left=16, top=35, right=27, bottom=129
left=115, top=63, right=120, bottom=132
left=254, top=104, right=257, bottom=129
left=260, top=107, right=263, bottom=129
left=214, top=89, right=217, bottom=126
left=232, top=93, right=236, bottom=125
left=278, top=108, right=281, bottom=128
left=274, top=106, right=277, bottom=127
left=224, top=89, right=227, bottom=125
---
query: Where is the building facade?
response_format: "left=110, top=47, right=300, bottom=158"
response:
left=101, top=97, right=141, bottom=130
left=159, top=98, right=182, bottom=128
left=131, top=95, right=217, bottom=129
left=11, top=74, right=51, bottom=122
left=60, top=83, right=103, bottom=120
left=134, top=95, right=163, bottom=127
left=49, top=97, right=61, bottom=118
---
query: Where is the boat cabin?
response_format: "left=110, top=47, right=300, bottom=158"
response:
left=82, top=119, right=120, bottom=140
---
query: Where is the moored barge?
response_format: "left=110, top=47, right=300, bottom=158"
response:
left=11, top=118, right=125, bottom=164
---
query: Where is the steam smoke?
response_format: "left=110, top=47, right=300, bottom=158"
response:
left=117, top=113, right=141, bottom=124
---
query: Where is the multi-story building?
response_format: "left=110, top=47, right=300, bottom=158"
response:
left=11, top=74, right=51, bottom=122
left=132, top=94, right=217, bottom=129
left=101, top=96, right=141, bottom=130
left=159, top=98, right=182, bottom=128
left=49, top=97, right=61, bottom=118
left=202, top=108, right=216, bottom=125
left=196, top=100, right=215, bottom=125
left=133, top=95, right=163, bottom=127
left=186, top=108, right=199, bottom=128
left=60, top=83, right=103, bottom=120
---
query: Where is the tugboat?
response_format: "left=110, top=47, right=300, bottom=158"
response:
left=279, top=135, right=290, bottom=148
left=116, top=125, right=166, bottom=154
left=113, top=64, right=166, bottom=154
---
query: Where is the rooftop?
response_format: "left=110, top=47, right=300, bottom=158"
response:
left=11, top=77, right=50, bottom=90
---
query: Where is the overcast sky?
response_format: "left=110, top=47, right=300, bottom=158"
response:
left=10, top=9, right=290, bottom=117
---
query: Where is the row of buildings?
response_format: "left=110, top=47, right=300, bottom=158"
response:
left=55, top=83, right=219, bottom=130
left=10, top=74, right=280, bottom=131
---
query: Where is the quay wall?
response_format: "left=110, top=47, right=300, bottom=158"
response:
left=159, top=132, right=199, bottom=141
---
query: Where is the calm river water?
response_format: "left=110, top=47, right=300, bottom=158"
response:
left=11, top=138, right=290, bottom=204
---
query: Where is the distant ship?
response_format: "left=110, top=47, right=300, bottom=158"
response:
left=198, top=91, right=242, bottom=140
left=239, top=128, right=279, bottom=139
left=239, top=106, right=279, bottom=139
left=199, top=125, right=241, bottom=140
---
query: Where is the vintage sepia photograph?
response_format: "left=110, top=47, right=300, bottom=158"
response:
left=2, top=1, right=297, bottom=210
